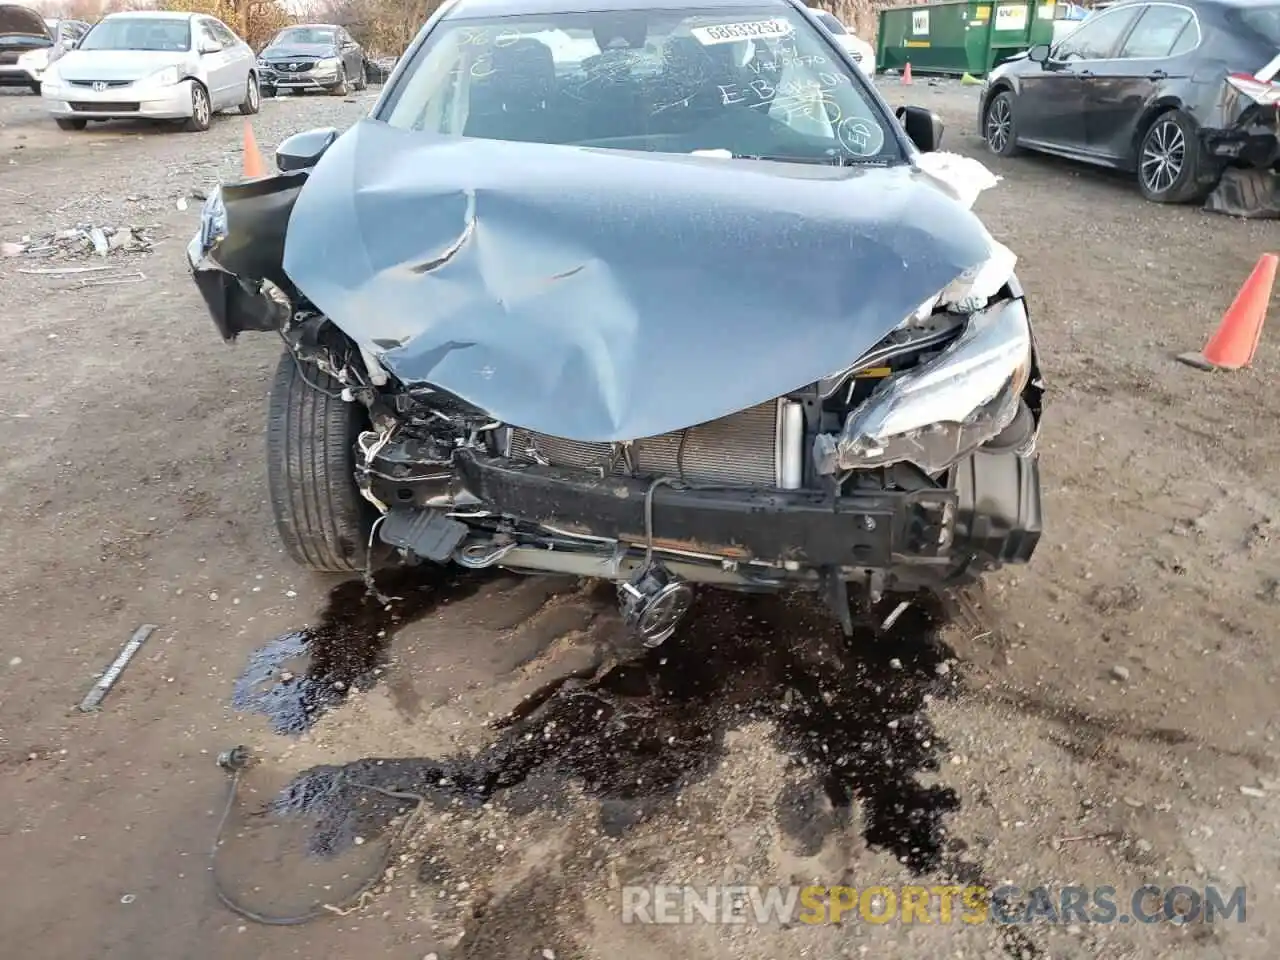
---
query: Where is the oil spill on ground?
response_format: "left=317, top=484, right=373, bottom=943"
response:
left=273, top=588, right=963, bottom=871
left=232, top=564, right=495, bottom=734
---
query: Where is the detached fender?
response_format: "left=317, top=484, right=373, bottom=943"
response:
left=187, top=170, right=309, bottom=341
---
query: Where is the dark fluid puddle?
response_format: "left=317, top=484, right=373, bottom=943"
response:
left=274, top=588, right=962, bottom=872
left=232, top=565, right=494, bottom=734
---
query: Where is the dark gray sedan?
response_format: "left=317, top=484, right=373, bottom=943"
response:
left=256, top=23, right=366, bottom=96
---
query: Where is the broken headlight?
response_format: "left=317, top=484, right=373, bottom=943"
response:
left=197, top=186, right=227, bottom=254
left=813, top=295, right=1032, bottom=477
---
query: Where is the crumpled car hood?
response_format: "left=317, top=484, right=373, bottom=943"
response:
left=283, top=119, right=997, bottom=443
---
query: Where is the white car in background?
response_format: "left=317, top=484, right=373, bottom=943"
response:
left=39, top=10, right=259, bottom=133
left=809, top=7, right=876, bottom=78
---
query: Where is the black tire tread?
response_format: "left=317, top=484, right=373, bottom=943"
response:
left=266, top=350, right=370, bottom=572
left=184, top=82, right=210, bottom=133
left=1138, top=110, right=1207, bottom=204
left=238, top=74, right=260, bottom=116
left=984, top=89, right=1023, bottom=158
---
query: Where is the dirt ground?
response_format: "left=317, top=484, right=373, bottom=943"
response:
left=2, top=76, right=1279, bottom=960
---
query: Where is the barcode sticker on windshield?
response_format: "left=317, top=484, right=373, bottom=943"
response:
left=691, top=18, right=793, bottom=45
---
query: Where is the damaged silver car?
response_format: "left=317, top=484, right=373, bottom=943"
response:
left=188, top=0, right=1046, bottom=643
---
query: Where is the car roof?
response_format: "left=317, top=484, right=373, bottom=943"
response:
left=283, top=23, right=343, bottom=30
left=101, top=10, right=200, bottom=19
left=444, top=0, right=795, bottom=18
left=1099, top=0, right=1278, bottom=8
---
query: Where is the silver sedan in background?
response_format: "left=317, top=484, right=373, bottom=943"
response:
left=39, top=10, right=259, bottom=132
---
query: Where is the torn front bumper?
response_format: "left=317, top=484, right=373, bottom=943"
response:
left=186, top=174, right=310, bottom=339
left=371, top=445, right=1042, bottom=588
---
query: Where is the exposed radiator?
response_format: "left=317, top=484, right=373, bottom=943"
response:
left=507, top=400, right=785, bottom=488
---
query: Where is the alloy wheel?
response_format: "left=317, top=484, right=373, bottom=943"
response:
left=193, top=87, right=210, bottom=127
left=986, top=97, right=1011, bottom=154
left=1141, top=120, right=1184, bottom=196
left=248, top=76, right=259, bottom=111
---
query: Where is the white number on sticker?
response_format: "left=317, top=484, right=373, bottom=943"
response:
left=691, top=18, right=794, bottom=46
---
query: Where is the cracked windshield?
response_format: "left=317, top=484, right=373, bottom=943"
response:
left=383, top=7, right=897, bottom=163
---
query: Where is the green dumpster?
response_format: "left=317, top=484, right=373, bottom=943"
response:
left=876, top=0, right=1063, bottom=78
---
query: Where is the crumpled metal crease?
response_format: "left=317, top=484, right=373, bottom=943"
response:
left=282, top=119, right=998, bottom=442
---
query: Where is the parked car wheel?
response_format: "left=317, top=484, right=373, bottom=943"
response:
left=330, top=67, right=349, bottom=96
left=983, top=90, right=1022, bottom=158
left=55, top=118, right=87, bottom=131
left=28, top=81, right=40, bottom=94
left=266, top=349, right=373, bottom=573
left=261, top=82, right=276, bottom=99
left=184, top=81, right=211, bottom=132
left=238, top=73, right=260, bottom=116
left=352, top=63, right=367, bottom=91
left=1136, top=110, right=1205, bottom=204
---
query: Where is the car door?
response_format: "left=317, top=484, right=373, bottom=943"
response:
left=1083, top=3, right=1200, bottom=160
left=1017, top=5, right=1143, bottom=152
left=209, top=19, right=250, bottom=102
left=339, top=30, right=362, bottom=80
left=194, top=19, right=232, bottom=106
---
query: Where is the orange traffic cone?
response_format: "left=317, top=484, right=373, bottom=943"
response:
left=902, top=62, right=913, bottom=85
left=242, top=120, right=266, bottom=179
left=1178, top=253, right=1277, bottom=371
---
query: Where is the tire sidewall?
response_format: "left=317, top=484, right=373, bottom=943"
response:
left=241, top=73, right=260, bottom=115
left=188, top=82, right=211, bottom=131
left=984, top=90, right=1017, bottom=157
left=1137, top=110, right=1198, bottom=203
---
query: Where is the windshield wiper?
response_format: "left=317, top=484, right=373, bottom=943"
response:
left=735, top=153, right=888, bottom=166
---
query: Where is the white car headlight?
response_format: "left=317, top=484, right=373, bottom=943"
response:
left=315, top=56, right=341, bottom=70
left=196, top=186, right=228, bottom=254
left=17, top=48, right=50, bottom=72
left=813, top=244, right=1032, bottom=476
left=814, top=298, right=1032, bottom=476
left=136, top=66, right=181, bottom=88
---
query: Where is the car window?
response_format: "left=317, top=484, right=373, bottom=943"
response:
left=813, top=11, right=847, bottom=34
left=79, top=17, right=192, bottom=52
left=381, top=7, right=899, bottom=164
left=210, top=20, right=239, bottom=46
left=197, top=21, right=222, bottom=49
left=1235, top=4, right=1280, bottom=45
left=274, top=27, right=339, bottom=45
left=1117, top=4, right=1195, bottom=57
left=1052, top=6, right=1140, bottom=59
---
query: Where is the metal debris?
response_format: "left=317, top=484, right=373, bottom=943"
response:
left=77, top=624, right=158, bottom=712
left=4, top=225, right=155, bottom=261
left=16, top=265, right=116, bottom=276
left=78, top=271, right=147, bottom=288
left=881, top=600, right=911, bottom=632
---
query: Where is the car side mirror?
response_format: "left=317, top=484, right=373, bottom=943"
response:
left=1028, top=43, right=1051, bottom=64
left=895, top=105, right=944, bottom=153
left=199, top=39, right=222, bottom=54
left=276, top=126, right=339, bottom=172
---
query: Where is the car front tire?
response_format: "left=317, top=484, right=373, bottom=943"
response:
left=329, top=67, right=349, bottom=96
left=238, top=73, right=260, bottom=115
left=983, top=89, right=1022, bottom=158
left=1136, top=109, right=1205, bottom=204
left=184, top=81, right=211, bottom=132
left=55, top=117, right=87, bottom=130
left=266, top=349, right=373, bottom=573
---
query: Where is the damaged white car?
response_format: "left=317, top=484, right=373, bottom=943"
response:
left=188, top=0, right=1046, bottom=643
